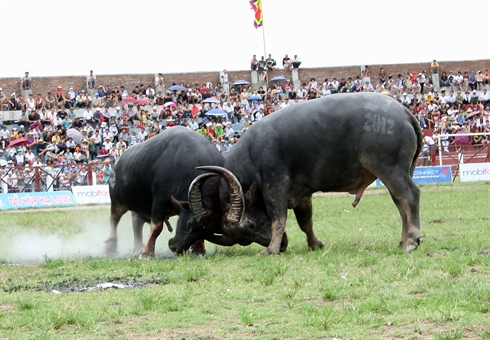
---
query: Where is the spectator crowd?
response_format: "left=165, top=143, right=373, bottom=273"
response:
left=1, top=62, right=489, bottom=192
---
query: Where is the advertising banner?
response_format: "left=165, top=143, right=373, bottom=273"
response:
left=71, top=185, right=111, bottom=205
left=459, top=163, right=490, bottom=182
left=0, top=191, right=77, bottom=211
left=375, top=166, right=452, bottom=186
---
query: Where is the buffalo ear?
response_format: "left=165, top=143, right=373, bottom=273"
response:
left=171, top=196, right=190, bottom=212
left=244, top=182, right=259, bottom=207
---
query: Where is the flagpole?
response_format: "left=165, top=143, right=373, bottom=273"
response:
left=261, top=0, right=268, bottom=91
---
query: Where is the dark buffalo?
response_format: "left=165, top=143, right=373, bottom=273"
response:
left=169, top=93, right=423, bottom=255
left=107, top=126, right=224, bottom=257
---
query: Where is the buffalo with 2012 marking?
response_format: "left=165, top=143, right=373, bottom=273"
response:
left=169, top=92, right=423, bottom=255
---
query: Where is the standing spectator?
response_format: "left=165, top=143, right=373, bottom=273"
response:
left=292, top=55, right=301, bottom=69
left=468, top=72, right=477, bottom=91
left=418, top=72, right=426, bottom=94
left=431, top=60, right=439, bottom=75
left=156, top=73, right=164, bottom=87
left=220, top=70, right=229, bottom=84
left=379, top=68, right=387, bottom=85
left=362, top=66, right=371, bottom=84
left=87, top=70, right=96, bottom=89
left=250, top=55, right=258, bottom=71
left=258, top=56, right=267, bottom=81
left=21, top=72, right=32, bottom=90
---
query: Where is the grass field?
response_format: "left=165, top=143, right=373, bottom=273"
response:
left=0, top=182, right=489, bottom=340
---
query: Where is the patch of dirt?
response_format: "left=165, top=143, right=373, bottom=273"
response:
left=375, top=322, right=489, bottom=340
left=0, top=303, right=14, bottom=313
left=2, top=276, right=168, bottom=293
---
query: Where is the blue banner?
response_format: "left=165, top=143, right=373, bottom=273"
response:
left=375, top=166, right=452, bottom=186
left=0, top=191, right=77, bottom=210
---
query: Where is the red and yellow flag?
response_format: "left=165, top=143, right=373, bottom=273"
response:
left=250, top=0, right=263, bottom=28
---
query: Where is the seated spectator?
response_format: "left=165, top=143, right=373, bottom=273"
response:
left=55, top=85, right=66, bottom=109
left=440, top=71, right=449, bottom=87
left=44, top=92, right=55, bottom=110
left=292, top=55, right=301, bottom=69
left=265, top=54, right=276, bottom=70
left=35, top=94, right=44, bottom=110
left=283, top=54, right=292, bottom=70
left=21, top=72, right=32, bottom=90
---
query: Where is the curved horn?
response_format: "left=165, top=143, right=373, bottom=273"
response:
left=188, top=173, right=218, bottom=222
left=196, top=166, right=245, bottom=224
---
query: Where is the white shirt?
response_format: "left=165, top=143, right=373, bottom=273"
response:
left=220, top=73, right=229, bottom=83
left=137, top=131, right=147, bottom=143
left=24, top=152, right=36, bottom=161
left=428, top=103, right=439, bottom=112
left=83, top=109, right=93, bottom=120
left=424, top=136, right=435, bottom=146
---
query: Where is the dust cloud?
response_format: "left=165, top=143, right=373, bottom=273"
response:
left=0, top=214, right=178, bottom=263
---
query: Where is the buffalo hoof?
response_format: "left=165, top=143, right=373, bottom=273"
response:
left=105, top=237, right=117, bottom=256
left=308, top=239, right=325, bottom=251
left=400, top=235, right=423, bottom=253
left=133, top=243, right=144, bottom=255
left=279, top=233, right=289, bottom=253
left=138, top=252, right=154, bottom=260
left=259, top=247, right=278, bottom=256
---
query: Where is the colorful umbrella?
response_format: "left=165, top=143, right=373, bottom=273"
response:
left=232, top=80, right=250, bottom=86
left=269, top=76, right=286, bottom=82
left=122, top=97, right=137, bottom=104
left=7, top=137, right=28, bottom=148
left=135, top=98, right=149, bottom=105
left=168, top=85, right=186, bottom=92
left=205, top=109, right=227, bottom=117
left=202, top=97, right=221, bottom=103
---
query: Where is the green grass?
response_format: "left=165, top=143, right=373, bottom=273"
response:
left=0, top=182, right=489, bottom=339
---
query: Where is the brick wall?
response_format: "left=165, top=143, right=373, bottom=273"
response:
left=1, top=59, right=489, bottom=97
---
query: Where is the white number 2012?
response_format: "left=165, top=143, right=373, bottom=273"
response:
left=363, top=113, right=395, bottom=135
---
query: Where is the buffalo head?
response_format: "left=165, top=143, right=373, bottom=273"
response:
left=168, top=167, right=288, bottom=254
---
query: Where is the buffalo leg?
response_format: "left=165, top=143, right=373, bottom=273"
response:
left=260, top=183, right=289, bottom=255
left=139, top=220, right=164, bottom=259
left=131, top=212, right=146, bottom=255
left=388, top=194, right=409, bottom=247
left=261, top=218, right=287, bottom=255
left=293, top=196, right=324, bottom=250
left=382, top=169, right=422, bottom=252
left=106, top=204, right=128, bottom=254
